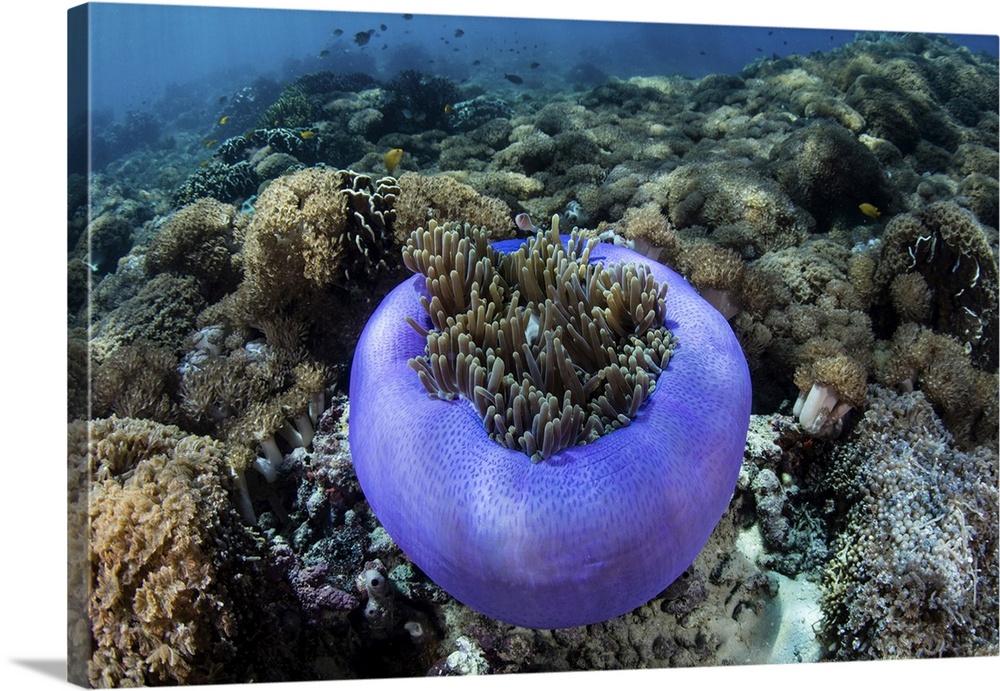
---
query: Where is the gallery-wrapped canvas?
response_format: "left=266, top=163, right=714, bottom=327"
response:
left=67, top=2, right=999, bottom=687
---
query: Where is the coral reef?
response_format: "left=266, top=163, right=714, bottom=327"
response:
left=394, top=172, right=515, bottom=241
left=379, top=70, right=461, bottom=135
left=74, top=417, right=267, bottom=686
left=90, top=273, right=206, bottom=360
left=822, top=386, right=999, bottom=659
left=173, top=159, right=260, bottom=206
left=874, top=201, right=998, bottom=370
left=258, top=83, right=315, bottom=129
left=770, top=121, right=900, bottom=232
left=145, top=197, right=244, bottom=302
left=69, top=24, right=999, bottom=684
left=874, top=323, right=998, bottom=446
left=235, top=167, right=400, bottom=320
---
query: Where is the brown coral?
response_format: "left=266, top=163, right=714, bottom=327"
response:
left=90, top=273, right=207, bottom=361
left=92, top=341, right=179, bottom=423
left=394, top=172, right=515, bottom=242
left=78, top=417, right=264, bottom=686
left=615, top=203, right=679, bottom=261
left=145, top=197, right=244, bottom=302
left=875, top=323, right=998, bottom=446
left=792, top=354, right=868, bottom=437
left=875, top=201, right=998, bottom=370
left=242, top=167, right=400, bottom=316
left=662, top=159, right=813, bottom=254
left=889, top=272, right=933, bottom=323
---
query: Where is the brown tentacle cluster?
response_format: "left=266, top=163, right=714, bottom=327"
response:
left=403, top=216, right=676, bottom=462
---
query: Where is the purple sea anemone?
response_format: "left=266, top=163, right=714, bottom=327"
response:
left=349, top=220, right=751, bottom=628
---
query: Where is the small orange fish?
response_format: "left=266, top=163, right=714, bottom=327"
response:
left=859, top=202, right=880, bottom=218
left=384, top=148, right=404, bottom=174
left=299, top=130, right=316, bottom=139
left=204, top=139, right=218, bottom=148
left=219, top=115, right=230, bottom=125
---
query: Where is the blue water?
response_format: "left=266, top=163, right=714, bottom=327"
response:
left=73, top=3, right=998, bottom=123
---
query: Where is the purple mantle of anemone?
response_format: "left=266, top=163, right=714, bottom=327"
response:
left=349, top=238, right=752, bottom=629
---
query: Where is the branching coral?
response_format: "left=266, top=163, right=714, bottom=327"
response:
left=258, top=83, right=315, bottom=129
left=173, top=160, right=260, bottom=206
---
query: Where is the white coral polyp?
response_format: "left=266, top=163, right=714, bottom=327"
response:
left=793, top=382, right=854, bottom=437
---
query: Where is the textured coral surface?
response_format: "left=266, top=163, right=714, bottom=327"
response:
left=69, top=26, right=997, bottom=686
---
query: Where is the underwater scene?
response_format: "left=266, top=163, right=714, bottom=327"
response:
left=67, top=1, right=1000, bottom=687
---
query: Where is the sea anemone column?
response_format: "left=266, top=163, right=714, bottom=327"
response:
left=350, top=218, right=752, bottom=629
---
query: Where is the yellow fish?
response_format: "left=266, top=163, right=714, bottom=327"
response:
left=859, top=202, right=880, bottom=218
left=444, top=103, right=453, bottom=115
left=300, top=130, right=316, bottom=139
left=204, top=139, right=218, bottom=148
left=384, top=148, right=404, bottom=174
left=219, top=115, right=230, bottom=125
left=199, top=160, right=209, bottom=167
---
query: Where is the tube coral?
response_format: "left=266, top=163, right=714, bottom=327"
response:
left=349, top=216, right=751, bottom=628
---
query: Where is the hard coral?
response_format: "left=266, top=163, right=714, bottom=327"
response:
left=350, top=216, right=751, bottom=628
left=875, top=201, right=998, bottom=370
left=663, top=159, right=812, bottom=254
left=90, top=273, right=206, bottom=361
left=770, top=121, right=897, bottom=232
